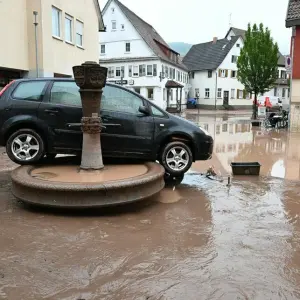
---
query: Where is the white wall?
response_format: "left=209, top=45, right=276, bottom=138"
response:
left=189, top=37, right=253, bottom=107
left=100, top=59, right=189, bottom=109
left=217, top=37, right=252, bottom=106
left=100, top=0, right=154, bottom=59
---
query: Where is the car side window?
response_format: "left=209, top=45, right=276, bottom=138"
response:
left=50, top=81, right=81, bottom=107
left=150, top=104, right=166, bottom=117
left=102, top=85, right=143, bottom=114
left=13, top=81, right=47, bottom=101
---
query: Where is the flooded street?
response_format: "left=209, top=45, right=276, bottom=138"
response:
left=1, top=113, right=300, bottom=299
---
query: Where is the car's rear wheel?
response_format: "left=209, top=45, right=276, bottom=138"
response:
left=160, top=141, right=193, bottom=176
left=6, top=129, right=45, bottom=165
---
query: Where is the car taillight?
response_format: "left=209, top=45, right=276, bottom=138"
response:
left=0, top=80, right=15, bottom=98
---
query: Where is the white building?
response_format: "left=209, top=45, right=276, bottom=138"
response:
left=99, top=0, right=190, bottom=111
left=183, top=27, right=290, bottom=109
left=183, top=35, right=252, bottom=109
left=226, top=27, right=290, bottom=109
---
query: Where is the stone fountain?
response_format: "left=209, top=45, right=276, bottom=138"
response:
left=11, top=62, right=165, bottom=208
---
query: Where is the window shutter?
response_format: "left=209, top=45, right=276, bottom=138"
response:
left=225, top=70, right=228, bottom=77
left=237, top=89, right=239, bottom=99
left=129, top=66, right=132, bottom=77
left=139, top=65, right=143, bottom=77
left=153, top=64, right=157, bottom=76
left=243, top=90, right=246, bottom=99
left=142, top=64, right=146, bottom=76
left=231, top=70, right=233, bottom=78
left=218, top=69, right=222, bottom=77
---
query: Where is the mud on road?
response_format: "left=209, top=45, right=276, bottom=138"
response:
left=1, top=169, right=300, bottom=299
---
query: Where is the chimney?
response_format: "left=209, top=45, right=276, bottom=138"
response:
left=213, top=37, right=218, bottom=44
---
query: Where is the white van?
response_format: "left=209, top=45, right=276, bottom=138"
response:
left=257, top=96, right=282, bottom=109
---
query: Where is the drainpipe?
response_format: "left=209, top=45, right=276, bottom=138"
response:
left=33, top=11, right=39, bottom=78
left=215, top=70, right=218, bottom=110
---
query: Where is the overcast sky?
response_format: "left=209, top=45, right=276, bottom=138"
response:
left=100, top=0, right=292, bottom=54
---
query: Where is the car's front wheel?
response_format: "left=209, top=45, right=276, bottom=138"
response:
left=160, top=141, right=193, bottom=176
left=6, top=129, right=45, bottom=165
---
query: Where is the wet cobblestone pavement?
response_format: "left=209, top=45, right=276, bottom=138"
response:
left=2, top=115, right=300, bottom=299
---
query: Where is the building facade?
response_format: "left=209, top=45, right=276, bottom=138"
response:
left=183, top=36, right=253, bottom=109
left=184, top=27, right=289, bottom=109
left=99, top=0, right=189, bottom=110
left=286, top=0, right=300, bottom=131
left=0, top=0, right=104, bottom=90
left=226, top=27, right=290, bottom=109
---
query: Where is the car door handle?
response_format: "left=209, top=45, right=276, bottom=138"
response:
left=45, top=109, right=59, bottom=114
left=102, top=115, right=113, bottom=121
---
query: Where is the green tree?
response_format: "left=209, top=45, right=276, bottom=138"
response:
left=237, top=23, right=279, bottom=119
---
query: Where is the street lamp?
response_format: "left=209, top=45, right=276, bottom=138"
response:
left=33, top=11, right=39, bottom=78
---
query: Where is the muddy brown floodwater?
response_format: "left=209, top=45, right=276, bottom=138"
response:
left=2, top=116, right=300, bottom=299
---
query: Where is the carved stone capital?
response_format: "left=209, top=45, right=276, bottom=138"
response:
left=73, top=61, right=108, bottom=90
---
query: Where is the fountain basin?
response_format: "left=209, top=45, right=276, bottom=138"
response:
left=11, top=162, right=165, bottom=208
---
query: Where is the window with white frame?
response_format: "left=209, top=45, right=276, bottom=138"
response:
left=231, top=55, right=238, bottom=63
left=274, top=87, right=278, bottom=96
left=220, top=69, right=226, bottom=77
left=147, top=88, right=154, bottom=100
left=52, top=6, right=61, bottom=37
left=108, top=67, right=115, bottom=78
left=100, top=44, right=105, bottom=54
left=165, top=66, right=169, bottom=78
left=112, top=20, right=116, bottom=30
left=217, top=88, right=222, bottom=98
left=283, top=88, right=286, bottom=98
left=231, top=89, right=235, bottom=99
left=125, top=42, right=130, bottom=53
left=238, top=90, right=243, bottom=99
left=65, top=14, right=73, bottom=42
left=147, top=65, right=153, bottom=76
left=205, top=88, right=210, bottom=98
left=76, top=20, right=83, bottom=47
left=115, top=66, right=124, bottom=77
left=116, top=67, right=121, bottom=77
left=133, top=66, right=139, bottom=77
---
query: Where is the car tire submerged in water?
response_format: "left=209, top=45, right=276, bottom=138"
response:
left=6, top=129, right=45, bottom=165
left=160, top=141, right=193, bottom=176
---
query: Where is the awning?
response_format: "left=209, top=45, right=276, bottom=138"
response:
left=165, top=80, right=184, bottom=88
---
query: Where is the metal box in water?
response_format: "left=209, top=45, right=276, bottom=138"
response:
left=231, top=162, right=261, bottom=176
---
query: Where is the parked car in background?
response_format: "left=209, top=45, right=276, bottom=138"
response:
left=0, top=79, right=213, bottom=176
left=257, top=96, right=282, bottom=111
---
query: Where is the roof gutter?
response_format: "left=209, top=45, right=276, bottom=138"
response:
left=286, top=19, right=300, bottom=28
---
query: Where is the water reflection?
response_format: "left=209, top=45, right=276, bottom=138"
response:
left=190, top=115, right=300, bottom=181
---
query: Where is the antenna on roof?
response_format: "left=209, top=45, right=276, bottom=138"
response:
left=229, top=13, right=232, bottom=27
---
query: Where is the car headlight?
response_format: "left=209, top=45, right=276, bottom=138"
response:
left=199, top=126, right=210, bottom=136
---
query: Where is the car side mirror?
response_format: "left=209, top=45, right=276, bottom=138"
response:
left=138, top=105, right=150, bottom=116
